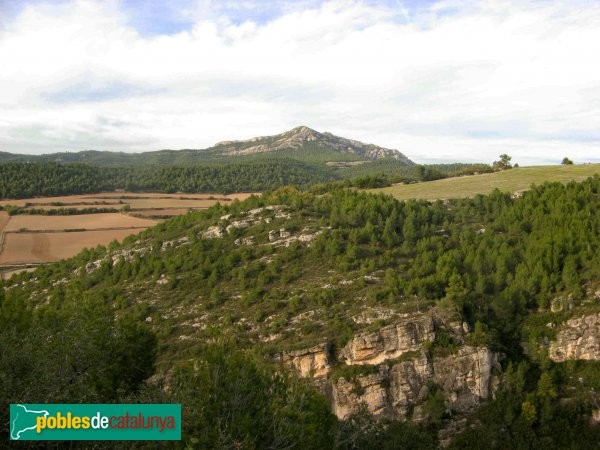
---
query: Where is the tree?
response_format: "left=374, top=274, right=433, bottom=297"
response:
left=493, top=154, right=513, bottom=171
left=439, top=273, right=468, bottom=311
left=171, top=344, right=335, bottom=450
left=561, top=157, right=574, bottom=165
left=562, top=256, right=582, bottom=299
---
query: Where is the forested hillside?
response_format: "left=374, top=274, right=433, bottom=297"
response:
left=2, top=176, right=600, bottom=448
left=0, top=160, right=333, bottom=198
left=0, top=160, right=488, bottom=198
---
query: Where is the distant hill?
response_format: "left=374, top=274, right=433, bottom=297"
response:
left=0, top=126, right=413, bottom=166
left=373, top=164, right=600, bottom=200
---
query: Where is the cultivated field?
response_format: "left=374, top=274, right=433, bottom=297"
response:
left=4, top=213, right=157, bottom=232
left=0, top=211, right=10, bottom=231
left=0, top=229, right=147, bottom=265
left=0, top=192, right=255, bottom=210
left=0, top=191, right=256, bottom=276
left=373, top=164, right=600, bottom=201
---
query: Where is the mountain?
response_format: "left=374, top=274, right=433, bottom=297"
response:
left=0, top=126, right=414, bottom=166
left=210, top=126, right=412, bottom=162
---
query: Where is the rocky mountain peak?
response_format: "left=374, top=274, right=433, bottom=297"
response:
left=210, top=126, right=413, bottom=163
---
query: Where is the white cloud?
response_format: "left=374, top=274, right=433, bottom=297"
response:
left=0, top=0, right=599, bottom=164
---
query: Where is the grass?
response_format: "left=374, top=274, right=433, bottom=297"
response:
left=371, top=164, right=600, bottom=201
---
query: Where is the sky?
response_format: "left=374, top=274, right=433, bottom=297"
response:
left=0, top=0, right=599, bottom=165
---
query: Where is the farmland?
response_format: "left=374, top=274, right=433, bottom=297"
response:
left=0, top=229, right=147, bottom=265
left=372, top=164, right=600, bottom=201
left=0, top=192, right=255, bottom=276
left=4, top=213, right=156, bottom=232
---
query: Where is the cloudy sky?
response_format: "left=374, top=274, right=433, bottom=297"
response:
left=0, top=0, right=599, bottom=164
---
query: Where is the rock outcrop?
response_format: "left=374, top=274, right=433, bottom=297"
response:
left=549, top=312, right=600, bottom=362
left=333, top=366, right=391, bottom=419
left=202, top=226, right=225, bottom=239
left=279, top=343, right=333, bottom=378
left=279, top=310, right=498, bottom=426
left=339, top=315, right=435, bottom=365
left=332, top=347, right=498, bottom=420
left=432, top=347, right=496, bottom=412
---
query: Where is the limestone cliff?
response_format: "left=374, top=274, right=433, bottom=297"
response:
left=549, top=312, right=600, bottom=362
left=339, top=315, right=435, bottom=365
left=332, top=347, right=497, bottom=420
left=279, top=310, right=499, bottom=423
left=279, top=343, right=333, bottom=378
left=431, top=347, right=496, bottom=412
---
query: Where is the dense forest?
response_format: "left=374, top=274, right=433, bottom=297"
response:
left=0, top=161, right=491, bottom=198
left=0, top=160, right=333, bottom=197
left=1, top=176, right=599, bottom=448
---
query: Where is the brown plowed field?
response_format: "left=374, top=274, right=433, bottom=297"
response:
left=5, top=213, right=157, bottom=231
left=0, top=229, right=147, bottom=265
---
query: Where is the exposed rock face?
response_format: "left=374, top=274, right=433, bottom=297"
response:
left=432, top=347, right=496, bottom=412
left=161, top=236, right=190, bottom=251
left=212, top=126, right=413, bottom=163
left=226, top=220, right=251, bottom=233
left=549, top=313, right=600, bottom=362
left=339, top=315, right=435, bottom=365
left=202, top=226, right=224, bottom=239
left=279, top=310, right=497, bottom=426
left=333, top=366, right=391, bottom=419
left=234, top=236, right=254, bottom=246
left=351, top=308, right=396, bottom=325
left=279, top=343, right=333, bottom=378
left=387, top=352, right=433, bottom=418
left=332, top=347, right=498, bottom=420
left=430, top=308, right=468, bottom=343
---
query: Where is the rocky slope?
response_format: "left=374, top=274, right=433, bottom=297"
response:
left=213, top=126, right=412, bottom=162
left=279, top=309, right=500, bottom=423
left=332, top=346, right=498, bottom=421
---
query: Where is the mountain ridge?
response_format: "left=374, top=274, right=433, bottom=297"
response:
left=0, top=126, right=413, bottom=166
left=211, top=126, right=412, bottom=163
